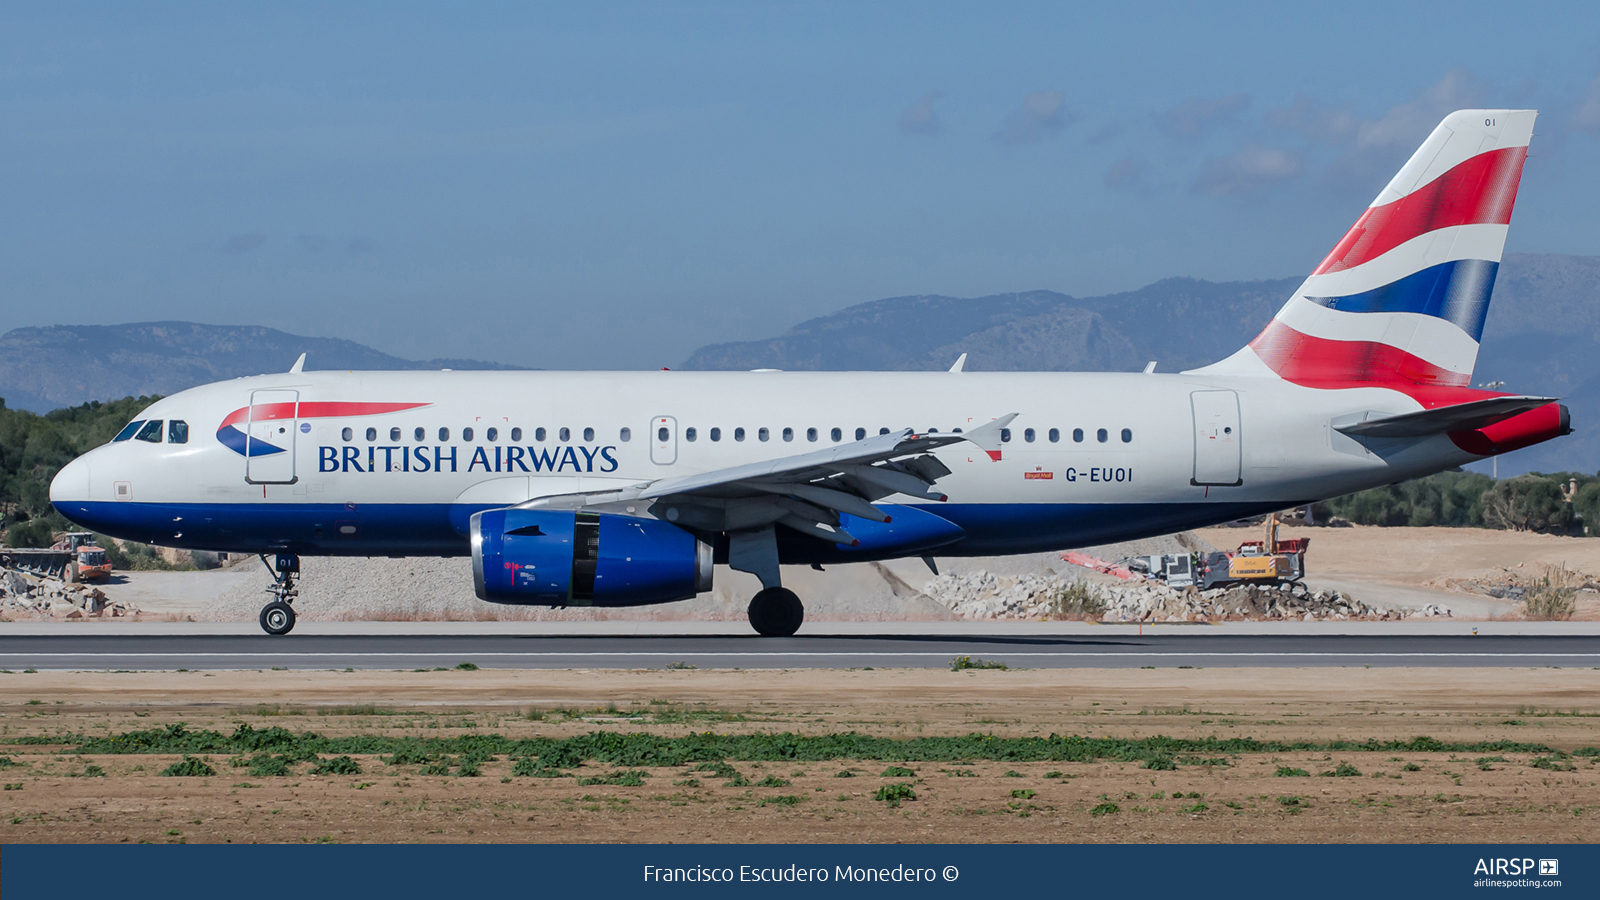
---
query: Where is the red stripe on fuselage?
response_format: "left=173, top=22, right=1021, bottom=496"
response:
left=1312, top=146, right=1526, bottom=276
left=218, top=401, right=429, bottom=429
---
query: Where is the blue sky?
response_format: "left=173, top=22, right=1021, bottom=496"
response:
left=5, top=2, right=1600, bottom=369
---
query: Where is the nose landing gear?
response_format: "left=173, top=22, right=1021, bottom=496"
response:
left=257, top=553, right=300, bottom=636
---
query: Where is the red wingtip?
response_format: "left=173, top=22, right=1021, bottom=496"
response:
left=883, top=515, right=892, bottom=523
left=850, top=539, right=861, bottom=547
left=937, top=494, right=948, bottom=502
left=985, top=450, right=1002, bottom=461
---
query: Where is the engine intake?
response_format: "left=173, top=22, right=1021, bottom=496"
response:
left=471, top=509, right=713, bottom=606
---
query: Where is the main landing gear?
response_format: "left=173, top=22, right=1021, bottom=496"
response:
left=748, top=587, right=804, bottom=638
left=258, top=553, right=301, bottom=636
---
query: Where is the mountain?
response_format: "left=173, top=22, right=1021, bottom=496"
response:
left=681, top=253, right=1600, bottom=477
left=0, top=322, right=525, bottom=412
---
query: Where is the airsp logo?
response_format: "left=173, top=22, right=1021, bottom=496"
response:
left=1473, top=858, right=1555, bottom=876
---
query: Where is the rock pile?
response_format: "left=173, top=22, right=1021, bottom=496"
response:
left=0, top=569, right=139, bottom=619
left=924, top=571, right=1413, bottom=622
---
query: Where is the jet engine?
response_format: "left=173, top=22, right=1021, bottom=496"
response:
left=471, top=509, right=713, bottom=606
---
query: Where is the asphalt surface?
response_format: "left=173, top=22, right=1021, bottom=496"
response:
left=2, top=632, right=1599, bottom=670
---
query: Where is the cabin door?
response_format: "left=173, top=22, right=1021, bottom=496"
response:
left=1190, top=390, right=1242, bottom=487
left=650, top=416, right=677, bottom=465
left=245, top=389, right=300, bottom=485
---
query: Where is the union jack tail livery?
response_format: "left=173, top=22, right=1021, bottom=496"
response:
left=1202, top=109, right=1534, bottom=391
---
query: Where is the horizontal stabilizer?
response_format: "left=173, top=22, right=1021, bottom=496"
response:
left=1333, top=395, right=1556, bottom=438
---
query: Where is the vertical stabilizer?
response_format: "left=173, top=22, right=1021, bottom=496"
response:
left=1192, top=109, right=1535, bottom=389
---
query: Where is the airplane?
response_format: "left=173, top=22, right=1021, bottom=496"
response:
left=49, top=109, right=1569, bottom=637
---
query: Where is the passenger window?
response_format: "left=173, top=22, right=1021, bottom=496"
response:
left=113, top=420, right=145, bottom=442
left=583, top=427, right=594, bottom=442
left=342, top=427, right=354, bottom=442
left=879, top=428, right=890, bottom=435
left=1073, top=428, right=1084, bottom=443
left=511, top=427, right=523, bottom=441
left=618, top=427, right=629, bottom=442
left=999, top=428, right=1011, bottom=444
left=806, top=427, right=817, bottom=442
left=1122, top=428, right=1133, bottom=443
left=391, top=427, right=401, bottom=441
left=1097, top=428, right=1108, bottom=443
left=1024, top=428, right=1035, bottom=443
left=830, top=427, right=841, bottom=442
left=855, top=427, right=865, bottom=441
left=536, top=427, right=547, bottom=442
left=1049, top=428, right=1060, bottom=443
left=735, top=427, right=746, bottom=441
left=463, top=427, right=474, bottom=441
left=710, top=427, right=721, bottom=442
left=952, top=427, right=962, bottom=434
left=657, top=426, right=669, bottom=442
left=414, top=427, right=425, bottom=442
left=783, top=427, right=794, bottom=442
left=487, top=427, right=498, bottom=442
left=168, top=420, right=189, bottom=444
left=559, top=427, right=570, bottom=442
left=439, top=427, right=450, bottom=441
left=135, top=420, right=164, bottom=443
left=757, top=427, right=768, bottom=442
left=685, top=427, right=697, bottom=442
left=366, top=427, right=377, bottom=441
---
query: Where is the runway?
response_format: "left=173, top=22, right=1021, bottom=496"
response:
left=3, top=632, right=1599, bottom=670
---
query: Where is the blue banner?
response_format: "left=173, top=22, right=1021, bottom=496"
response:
left=2, top=843, right=1593, bottom=898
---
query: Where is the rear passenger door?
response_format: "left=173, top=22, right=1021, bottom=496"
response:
left=245, top=389, right=299, bottom=485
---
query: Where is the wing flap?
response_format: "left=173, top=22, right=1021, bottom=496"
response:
left=1334, top=395, right=1557, bottom=438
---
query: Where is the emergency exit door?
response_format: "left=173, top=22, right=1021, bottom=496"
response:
left=650, top=416, right=677, bottom=465
left=245, top=389, right=299, bottom=485
left=1190, top=390, right=1242, bottom=487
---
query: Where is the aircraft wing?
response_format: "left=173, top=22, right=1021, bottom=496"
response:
left=514, top=414, right=1017, bottom=545
left=1334, top=396, right=1557, bottom=438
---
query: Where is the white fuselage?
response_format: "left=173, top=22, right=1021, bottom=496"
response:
left=48, top=368, right=1484, bottom=560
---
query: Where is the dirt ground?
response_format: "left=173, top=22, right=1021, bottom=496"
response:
left=1, top=667, right=1597, bottom=843
left=1196, top=524, right=1600, bottom=619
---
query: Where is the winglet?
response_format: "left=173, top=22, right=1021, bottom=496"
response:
left=289, top=352, right=307, bottom=374
left=963, top=413, right=1019, bottom=461
left=949, top=353, right=967, bottom=373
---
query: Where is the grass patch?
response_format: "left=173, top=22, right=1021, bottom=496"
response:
left=755, top=775, right=791, bottom=788
left=1010, top=789, right=1036, bottom=799
left=577, top=770, right=648, bottom=787
left=949, top=655, right=1007, bottom=671
left=311, top=755, right=362, bottom=776
left=1530, top=756, right=1576, bottom=772
left=245, top=754, right=295, bottom=777
left=1320, top=762, right=1361, bottom=777
left=1274, top=766, right=1309, bottom=777
left=1089, top=801, right=1119, bottom=816
left=874, top=783, right=916, bottom=807
left=1401, top=763, right=1421, bottom=772
left=160, top=756, right=215, bottom=777
left=758, top=795, right=803, bottom=807
left=454, top=662, right=479, bottom=671
left=1278, top=795, right=1302, bottom=807
left=880, top=766, right=916, bottom=777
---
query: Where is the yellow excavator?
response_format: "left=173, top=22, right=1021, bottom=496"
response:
left=1199, top=514, right=1309, bottom=590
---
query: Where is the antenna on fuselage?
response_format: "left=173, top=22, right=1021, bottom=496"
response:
left=289, top=352, right=307, bottom=374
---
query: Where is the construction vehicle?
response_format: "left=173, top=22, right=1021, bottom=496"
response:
left=1122, top=554, right=1196, bottom=589
left=1198, top=514, right=1309, bottom=590
left=0, top=532, right=113, bottom=583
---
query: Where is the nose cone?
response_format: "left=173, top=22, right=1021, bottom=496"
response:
left=50, top=455, right=91, bottom=504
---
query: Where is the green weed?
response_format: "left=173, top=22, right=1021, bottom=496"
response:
left=160, top=756, right=215, bottom=777
left=874, top=783, right=916, bottom=807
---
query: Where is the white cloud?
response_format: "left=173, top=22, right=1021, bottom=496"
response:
left=898, top=91, right=942, bottom=136
left=1160, top=92, right=1250, bottom=140
left=1353, top=68, right=1486, bottom=151
left=1192, top=144, right=1302, bottom=197
left=993, top=90, right=1072, bottom=145
left=1267, top=93, right=1358, bottom=143
left=1572, top=75, right=1600, bottom=134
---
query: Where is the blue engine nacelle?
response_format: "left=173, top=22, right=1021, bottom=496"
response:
left=471, top=509, right=713, bottom=606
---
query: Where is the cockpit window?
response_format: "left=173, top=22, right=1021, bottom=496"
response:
left=113, top=420, right=145, bottom=442
left=168, top=420, right=189, bottom=444
left=134, top=420, right=164, bottom=443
